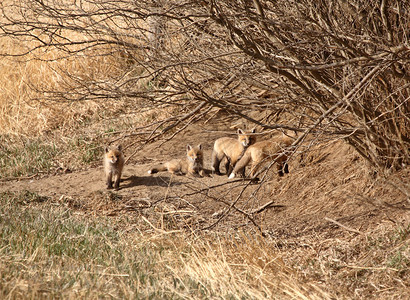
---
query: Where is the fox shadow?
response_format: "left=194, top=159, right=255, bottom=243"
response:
left=120, top=175, right=185, bottom=189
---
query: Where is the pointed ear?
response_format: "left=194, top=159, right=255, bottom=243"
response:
left=186, top=144, right=192, bottom=151
left=198, top=144, right=202, bottom=150
left=237, top=128, right=244, bottom=135
left=116, top=144, right=122, bottom=151
left=105, top=146, right=110, bottom=153
left=251, top=127, right=256, bottom=133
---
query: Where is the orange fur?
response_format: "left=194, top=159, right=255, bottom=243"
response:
left=104, top=145, right=125, bottom=189
left=148, top=144, right=205, bottom=176
left=212, top=128, right=256, bottom=176
left=229, top=135, right=293, bottom=179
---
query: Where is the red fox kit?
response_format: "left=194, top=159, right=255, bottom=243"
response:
left=228, top=135, right=293, bottom=179
left=104, top=144, right=125, bottom=190
left=212, top=128, right=256, bottom=176
left=148, top=144, right=205, bottom=177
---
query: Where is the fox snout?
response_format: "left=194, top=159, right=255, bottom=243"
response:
left=109, top=156, right=118, bottom=164
left=190, top=155, right=199, bottom=162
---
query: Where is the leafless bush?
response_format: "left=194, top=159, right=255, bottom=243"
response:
left=1, top=0, right=408, bottom=170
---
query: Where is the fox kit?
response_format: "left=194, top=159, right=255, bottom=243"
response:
left=212, top=128, right=256, bottom=176
left=148, top=144, right=205, bottom=177
left=104, top=144, right=125, bottom=190
left=228, top=135, right=293, bottom=179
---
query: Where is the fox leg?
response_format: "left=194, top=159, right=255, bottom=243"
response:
left=106, top=171, right=113, bottom=189
left=225, top=158, right=233, bottom=176
left=190, top=170, right=203, bottom=177
left=249, top=161, right=261, bottom=178
left=229, top=153, right=251, bottom=179
left=236, top=158, right=246, bottom=177
left=212, top=151, right=223, bottom=175
left=226, top=158, right=242, bottom=177
left=114, top=171, right=121, bottom=189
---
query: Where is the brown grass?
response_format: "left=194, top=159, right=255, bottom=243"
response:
left=0, top=5, right=409, bottom=299
left=0, top=27, right=138, bottom=137
left=0, top=190, right=334, bottom=299
left=0, top=30, right=170, bottom=177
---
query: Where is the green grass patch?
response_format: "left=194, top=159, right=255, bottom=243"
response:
left=0, top=191, right=167, bottom=299
left=71, top=136, right=102, bottom=164
left=0, top=136, right=59, bottom=177
left=0, top=134, right=105, bottom=178
left=386, top=224, right=410, bottom=270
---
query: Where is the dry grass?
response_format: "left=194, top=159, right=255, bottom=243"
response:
left=0, top=5, right=409, bottom=299
left=0, top=190, right=333, bottom=299
left=0, top=30, right=169, bottom=177
left=0, top=46, right=84, bottom=135
left=1, top=188, right=407, bottom=299
left=0, top=23, right=140, bottom=137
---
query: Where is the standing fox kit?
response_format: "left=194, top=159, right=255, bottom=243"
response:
left=228, top=135, right=293, bottom=179
left=104, top=145, right=125, bottom=190
left=212, top=128, right=256, bottom=176
left=148, top=144, right=205, bottom=177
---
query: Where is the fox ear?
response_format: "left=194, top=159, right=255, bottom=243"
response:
left=198, top=144, right=202, bottom=150
left=251, top=127, right=256, bottom=133
left=187, top=144, right=192, bottom=151
left=105, top=146, right=110, bottom=153
left=116, top=144, right=122, bottom=151
left=237, top=128, right=244, bottom=135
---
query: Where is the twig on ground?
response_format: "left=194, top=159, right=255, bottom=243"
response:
left=250, top=200, right=285, bottom=214
left=325, top=217, right=364, bottom=235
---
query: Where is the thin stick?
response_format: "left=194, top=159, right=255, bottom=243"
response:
left=325, top=217, right=364, bottom=235
left=250, top=200, right=285, bottom=214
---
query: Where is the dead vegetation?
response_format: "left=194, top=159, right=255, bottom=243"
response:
left=1, top=0, right=408, bottom=169
left=1, top=125, right=408, bottom=298
left=0, top=0, right=409, bottom=299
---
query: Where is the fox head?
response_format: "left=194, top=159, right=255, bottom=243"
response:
left=105, top=145, right=123, bottom=164
left=186, top=144, right=203, bottom=164
left=237, top=128, right=256, bottom=147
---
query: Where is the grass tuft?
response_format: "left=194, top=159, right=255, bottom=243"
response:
left=0, top=136, right=59, bottom=177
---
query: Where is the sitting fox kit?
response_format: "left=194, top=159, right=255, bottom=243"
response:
left=212, top=128, right=256, bottom=176
left=148, top=144, right=205, bottom=177
left=104, top=145, right=125, bottom=190
left=228, top=135, right=293, bottom=179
